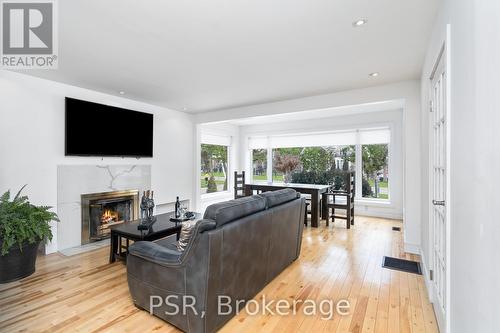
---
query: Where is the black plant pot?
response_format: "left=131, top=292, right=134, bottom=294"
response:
left=0, top=240, right=40, bottom=284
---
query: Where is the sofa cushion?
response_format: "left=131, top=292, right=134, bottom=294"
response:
left=258, top=189, right=298, bottom=208
left=203, top=195, right=266, bottom=227
left=176, top=219, right=198, bottom=252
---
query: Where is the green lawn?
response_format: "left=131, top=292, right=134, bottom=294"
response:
left=253, top=174, right=283, bottom=182
left=253, top=174, right=267, bottom=181
left=206, top=171, right=225, bottom=178
left=366, top=178, right=389, bottom=199
left=200, top=173, right=226, bottom=188
left=368, top=179, right=388, bottom=188
left=200, top=180, right=225, bottom=188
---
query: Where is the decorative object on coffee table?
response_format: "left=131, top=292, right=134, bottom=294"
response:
left=0, top=185, right=59, bottom=283
left=169, top=210, right=196, bottom=223
left=138, top=190, right=156, bottom=230
left=174, top=196, right=181, bottom=218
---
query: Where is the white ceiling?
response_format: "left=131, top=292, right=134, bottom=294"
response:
left=21, top=0, right=439, bottom=113
left=224, top=100, right=404, bottom=126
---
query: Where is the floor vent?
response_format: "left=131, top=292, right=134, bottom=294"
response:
left=392, top=226, right=401, bottom=231
left=382, top=256, right=422, bottom=275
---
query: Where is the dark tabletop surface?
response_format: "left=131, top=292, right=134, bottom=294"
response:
left=246, top=182, right=331, bottom=190
left=109, top=211, right=201, bottom=239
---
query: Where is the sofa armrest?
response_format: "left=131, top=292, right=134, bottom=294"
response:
left=196, top=219, right=217, bottom=233
left=128, top=219, right=217, bottom=268
left=128, top=241, right=183, bottom=267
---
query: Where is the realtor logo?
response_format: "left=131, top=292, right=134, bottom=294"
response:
left=1, top=0, right=58, bottom=68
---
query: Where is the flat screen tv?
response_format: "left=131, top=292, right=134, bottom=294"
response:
left=65, top=97, right=153, bottom=157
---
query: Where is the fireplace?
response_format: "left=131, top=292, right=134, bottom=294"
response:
left=81, top=190, right=139, bottom=245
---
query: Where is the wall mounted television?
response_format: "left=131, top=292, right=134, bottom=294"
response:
left=65, top=97, right=153, bottom=157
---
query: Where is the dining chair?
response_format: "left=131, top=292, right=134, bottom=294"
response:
left=324, top=172, right=355, bottom=228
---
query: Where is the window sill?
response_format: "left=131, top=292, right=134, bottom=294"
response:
left=355, top=198, right=392, bottom=207
left=251, top=180, right=270, bottom=184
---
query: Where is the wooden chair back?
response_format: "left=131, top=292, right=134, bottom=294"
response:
left=234, top=171, right=246, bottom=199
left=324, top=171, right=355, bottom=228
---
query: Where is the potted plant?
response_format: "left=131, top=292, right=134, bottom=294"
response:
left=0, top=185, right=59, bottom=283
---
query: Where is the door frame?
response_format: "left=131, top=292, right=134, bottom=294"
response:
left=427, top=24, right=451, bottom=333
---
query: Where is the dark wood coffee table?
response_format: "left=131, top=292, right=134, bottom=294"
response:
left=109, top=212, right=200, bottom=263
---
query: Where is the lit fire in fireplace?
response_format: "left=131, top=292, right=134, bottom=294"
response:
left=98, top=209, right=125, bottom=235
left=101, top=209, right=119, bottom=224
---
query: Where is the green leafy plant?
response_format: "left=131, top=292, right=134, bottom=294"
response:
left=0, top=185, right=59, bottom=255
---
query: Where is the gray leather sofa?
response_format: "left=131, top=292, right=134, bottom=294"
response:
left=126, top=189, right=305, bottom=333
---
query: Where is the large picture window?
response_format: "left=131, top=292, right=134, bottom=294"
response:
left=248, top=127, right=390, bottom=201
left=200, top=144, right=228, bottom=194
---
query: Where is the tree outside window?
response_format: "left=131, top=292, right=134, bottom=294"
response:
left=362, top=144, right=389, bottom=199
left=271, top=146, right=355, bottom=185
left=252, top=149, right=267, bottom=182
left=200, top=144, right=228, bottom=194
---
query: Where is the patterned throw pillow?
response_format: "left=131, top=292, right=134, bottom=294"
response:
left=176, top=219, right=197, bottom=252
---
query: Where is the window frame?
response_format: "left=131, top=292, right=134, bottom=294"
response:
left=200, top=143, right=231, bottom=198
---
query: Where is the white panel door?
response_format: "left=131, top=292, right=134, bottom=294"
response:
left=430, top=49, right=448, bottom=331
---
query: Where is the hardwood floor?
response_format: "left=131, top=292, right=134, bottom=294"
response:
left=0, top=217, right=439, bottom=333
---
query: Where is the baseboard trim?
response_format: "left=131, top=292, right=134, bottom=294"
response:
left=419, top=250, right=433, bottom=302
left=355, top=211, right=403, bottom=220
left=403, top=242, right=420, bottom=254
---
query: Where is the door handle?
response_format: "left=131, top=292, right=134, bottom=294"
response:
left=432, top=200, right=445, bottom=206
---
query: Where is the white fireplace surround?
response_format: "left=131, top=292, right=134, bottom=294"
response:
left=57, top=165, right=151, bottom=250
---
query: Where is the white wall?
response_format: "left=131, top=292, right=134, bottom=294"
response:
left=195, top=80, right=422, bottom=253
left=0, top=70, right=194, bottom=253
left=420, top=0, right=500, bottom=332
left=238, top=110, right=404, bottom=219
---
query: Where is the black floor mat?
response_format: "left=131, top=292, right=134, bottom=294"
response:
left=382, top=256, right=422, bottom=275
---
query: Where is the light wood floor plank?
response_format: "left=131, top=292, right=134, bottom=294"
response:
left=0, top=216, right=438, bottom=333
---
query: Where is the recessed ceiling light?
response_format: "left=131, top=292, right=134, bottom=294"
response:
left=353, top=19, right=367, bottom=27
left=369, top=72, right=379, bottom=77
left=182, top=107, right=187, bottom=111
left=119, top=91, right=125, bottom=95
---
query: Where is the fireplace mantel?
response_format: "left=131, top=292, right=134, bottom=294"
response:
left=57, top=165, right=151, bottom=250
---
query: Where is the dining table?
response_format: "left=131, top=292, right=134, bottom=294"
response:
left=244, top=182, right=332, bottom=227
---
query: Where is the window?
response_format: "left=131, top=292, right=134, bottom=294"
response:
left=247, top=127, right=390, bottom=201
left=362, top=144, right=389, bottom=199
left=200, top=144, right=228, bottom=194
left=252, top=149, right=267, bottom=182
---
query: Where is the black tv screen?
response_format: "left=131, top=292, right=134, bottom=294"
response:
left=65, top=97, right=153, bottom=157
